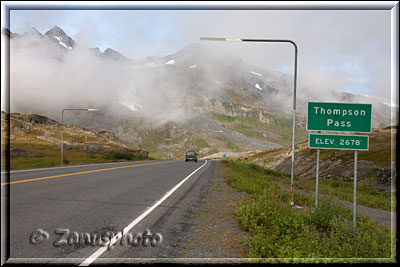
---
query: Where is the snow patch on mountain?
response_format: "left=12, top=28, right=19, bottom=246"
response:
left=251, top=71, right=263, bottom=77
left=59, top=41, right=72, bottom=50
left=165, top=59, right=175, bottom=65
left=255, top=84, right=263, bottom=90
left=120, top=102, right=144, bottom=112
left=189, top=64, right=197, bottom=69
left=48, top=34, right=72, bottom=50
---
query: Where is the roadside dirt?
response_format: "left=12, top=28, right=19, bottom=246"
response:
left=179, top=161, right=249, bottom=258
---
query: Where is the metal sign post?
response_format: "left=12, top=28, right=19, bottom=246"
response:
left=353, top=150, right=358, bottom=224
left=307, top=102, right=371, bottom=224
left=315, top=148, right=320, bottom=206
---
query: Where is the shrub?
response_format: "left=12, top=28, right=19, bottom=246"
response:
left=309, top=196, right=351, bottom=231
left=104, top=151, right=133, bottom=160
left=223, top=160, right=392, bottom=260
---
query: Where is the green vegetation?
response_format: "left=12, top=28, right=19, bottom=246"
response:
left=194, top=137, right=210, bottom=149
left=224, top=87, right=254, bottom=105
left=210, top=112, right=308, bottom=146
left=1, top=141, right=148, bottom=170
left=136, top=126, right=212, bottom=159
left=306, top=129, right=394, bottom=166
left=226, top=141, right=235, bottom=150
left=4, top=153, right=138, bottom=170
left=248, top=129, right=395, bottom=211
left=267, top=172, right=393, bottom=211
left=223, top=160, right=394, bottom=260
left=138, top=128, right=173, bottom=155
left=103, top=151, right=147, bottom=161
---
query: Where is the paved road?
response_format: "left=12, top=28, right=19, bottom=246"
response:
left=1, top=160, right=212, bottom=264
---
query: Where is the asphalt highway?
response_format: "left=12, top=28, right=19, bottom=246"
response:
left=1, top=160, right=213, bottom=264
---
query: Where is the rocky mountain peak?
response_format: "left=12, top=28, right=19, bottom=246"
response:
left=101, top=47, right=133, bottom=63
left=25, top=27, right=42, bottom=36
left=45, top=25, right=75, bottom=50
left=103, top=48, right=125, bottom=58
left=45, top=25, right=65, bottom=36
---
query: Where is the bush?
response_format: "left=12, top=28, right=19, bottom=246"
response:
left=223, top=160, right=392, bottom=260
left=309, top=196, right=351, bottom=231
left=104, top=151, right=133, bottom=160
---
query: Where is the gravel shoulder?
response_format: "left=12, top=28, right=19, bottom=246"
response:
left=179, top=161, right=249, bottom=258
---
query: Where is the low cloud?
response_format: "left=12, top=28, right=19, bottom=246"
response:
left=9, top=32, right=199, bottom=124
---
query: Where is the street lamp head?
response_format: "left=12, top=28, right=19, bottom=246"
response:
left=87, top=108, right=99, bottom=111
left=200, top=37, right=242, bottom=42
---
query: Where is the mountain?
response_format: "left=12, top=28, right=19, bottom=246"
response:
left=44, top=25, right=75, bottom=50
left=101, top=48, right=133, bottom=63
left=138, top=43, right=294, bottom=110
left=8, top=26, right=133, bottom=63
left=3, top=26, right=394, bottom=158
left=24, top=27, right=42, bottom=37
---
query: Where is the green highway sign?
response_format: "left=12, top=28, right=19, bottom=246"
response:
left=309, top=133, right=369, bottom=151
left=307, top=102, right=372, bottom=133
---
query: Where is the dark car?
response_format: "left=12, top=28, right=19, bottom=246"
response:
left=185, top=151, right=197, bottom=162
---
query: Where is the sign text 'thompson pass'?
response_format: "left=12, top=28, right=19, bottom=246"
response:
left=307, top=102, right=372, bottom=133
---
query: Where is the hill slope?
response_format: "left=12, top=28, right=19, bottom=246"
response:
left=251, top=127, right=396, bottom=189
left=1, top=112, right=148, bottom=169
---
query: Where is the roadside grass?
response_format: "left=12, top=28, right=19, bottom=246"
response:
left=248, top=128, right=395, bottom=211
left=223, top=160, right=394, bottom=260
left=1, top=142, right=150, bottom=170
left=266, top=171, right=393, bottom=211
left=6, top=153, right=148, bottom=170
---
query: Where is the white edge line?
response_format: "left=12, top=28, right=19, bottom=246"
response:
left=79, top=160, right=208, bottom=266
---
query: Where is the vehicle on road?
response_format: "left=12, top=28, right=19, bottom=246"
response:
left=185, top=151, right=197, bottom=162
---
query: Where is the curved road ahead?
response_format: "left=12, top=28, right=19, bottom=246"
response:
left=1, top=160, right=213, bottom=264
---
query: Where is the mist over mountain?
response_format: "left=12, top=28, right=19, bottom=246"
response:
left=45, top=25, right=75, bottom=49
left=3, top=26, right=393, bottom=155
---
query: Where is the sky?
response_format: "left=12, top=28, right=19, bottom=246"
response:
left=4, top=2, right=395, bottom=106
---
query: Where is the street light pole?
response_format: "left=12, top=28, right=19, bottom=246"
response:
left=201, top=37, right=298, bottom=205
left=60, top=108, right=99, bottom=166
left=164, top=138, right=172, bottom=159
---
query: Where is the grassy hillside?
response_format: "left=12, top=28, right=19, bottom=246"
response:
left=248, top=128, right=396, bottom=210
left=251, top=128, right=394, bottom=179
left=1, top=112, right=149, bottom=170
left=209, top=102, right=308, bottom=146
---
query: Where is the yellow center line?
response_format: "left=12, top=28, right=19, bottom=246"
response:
left=1, top=161, right=172, bottom=186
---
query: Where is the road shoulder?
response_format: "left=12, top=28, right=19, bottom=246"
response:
left=179, top=160, right=248, bottom=258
